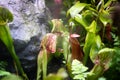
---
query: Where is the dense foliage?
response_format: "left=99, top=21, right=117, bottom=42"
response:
left=0, top=0, right=120, bottom=80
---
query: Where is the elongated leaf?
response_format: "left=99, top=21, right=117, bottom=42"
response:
left=0, top=6, right=27, bottom=79
left=90, top=35, right=102, bottom=63
left=62, top=36, right=70, bottom=61
left=37, top=48, right=47, bottom=80
left=96, top=0, right=104, bottom=11
left=83, top=21, right=97, bottom=64
left=67, top=1, right=87, bottom=18
left=104, top=0, right=114, bottom=9
left=75, top=14, right=88, bottom=29
left=42, top=48, right=47, bottom=80
left=83, top=32, right=95, bottom=65
left=0, top=25, right=28, bottom=79
left=0, top=25, right=13, bottom=49
left=37, top=51, right=43, bottom=80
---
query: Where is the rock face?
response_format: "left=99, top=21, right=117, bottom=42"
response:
left=0, top=0, right=50, bottom=79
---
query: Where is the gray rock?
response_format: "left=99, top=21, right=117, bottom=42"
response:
left=0, top=0, right=50, bottom=79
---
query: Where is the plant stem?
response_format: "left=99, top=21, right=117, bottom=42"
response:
left=37, top=52, right=42, bottom=80
left=42, top=49, right=47, bottom=80
left=9, top=46, right=28, bottom=80
left=2, top=26, right=28, bottom=80
left=83, top=52, right=89, bottom=65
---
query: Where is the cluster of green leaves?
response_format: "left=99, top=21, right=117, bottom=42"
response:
left=66, top=0, right=118, bottom=80
left=37, top=0, right=120, bottom=80
left=1, top=0, right=119, bottom=80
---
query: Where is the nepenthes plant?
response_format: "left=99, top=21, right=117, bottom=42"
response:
left=37, top=0, right=119, bottom=80
left=0, top=6, right=28, bottom=80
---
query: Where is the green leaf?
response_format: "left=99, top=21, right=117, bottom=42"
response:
left=99, top=10, right=111, bottom=26
left=96, top=0, right=104, bottom=11
left=82, top=10, right=97, bottom=25
left=62, top=36, right=70, bottom=61
left=104, top=0, right=114, bottom=9
left=86, top=20, right=97, bottom=33
left=0, top=26, right=28, bottom=79
left=90, top=35, right=102, bottom=63
left=74, top=14, right=88, bottom=29
left=0, top=25, right=13, bottom=50
left=42, top=48, right=47, bottom=80
left=83, top=32, right=96, bottom=65
left=0, top=6, right=27, bottom=79
left=72, top=60, right=88, bottom=74
left=0, top=70, right=10, bottom=76
left=1, top=74, right=22, bottom=80
left=67, top=1, right=87, bottom=18
left=37, top=52, right=43, bottom=80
